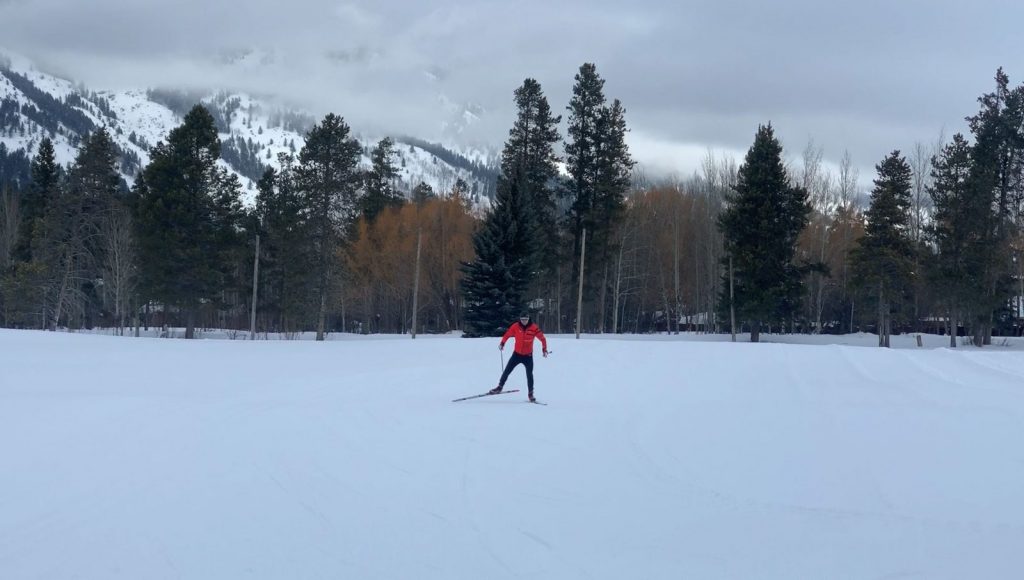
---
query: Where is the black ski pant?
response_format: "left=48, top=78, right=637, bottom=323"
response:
left=499, top=352, right=534, bottom=392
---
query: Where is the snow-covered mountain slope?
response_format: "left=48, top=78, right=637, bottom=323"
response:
left=1, top=329, right=1022, bottom=579
left=0, top=51, right=498, bottom=205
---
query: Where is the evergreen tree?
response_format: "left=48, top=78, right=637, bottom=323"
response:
left=461, top=171, right=532, bottom=337
left=134, top=105, right=243, bottom=338
left=850, top=151, right=915, bottom=347
left=5, top=138, right=63, bottom=328
left=297, top=113, right=362, bottom=340
left=361, top=137, right=404, bottom=222
left=926, top=134, right=977, bottom=346
left=449, top=178, right=472, bottom=211
left=411, top=182, right=435, bottom=205
left=501, top=79, right=562, bottom=280
left=564, top=64, right=634, bottom=331
left=962, top=69, right=1024, bottom=343
left=592, top=98, right=635, bottom=329
left=254, top=160, right=316, bottom=332
left=69, top=128, right=122, bottom=211
left=16, top=138, right=60, bottom=261
left=565, top=63, right=606, bottom=328
left=718, top=124, right=810, bottom=342
left=461, top=78, right=564, bottom=336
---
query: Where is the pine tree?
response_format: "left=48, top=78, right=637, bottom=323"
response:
left=135, top=105, right=243, bottom=338
left=16, top=138, right=60, bottom=261
left=564, top=64, right=634, bottom=332
left=460, top=171, right=532, bottom=337
left=412, top=182, right=435, bottom=205
left=718, top=124, right=810, bottom=342
left=460, top=78, right=564, bottom=336
left=361, top=137, right=404, bottom=222
left=592, top=98, right=635, bottom=330
left=962, top=69, right=1024, bottom=343
left=297, top=113, right=362, bottom=340
left=501, top=79, right=562, bottom=280
left=565, top=63, right=606, bottom=329
left=255, top=160, right=315, bottom=332
left=850, top=151, right=915, bottom=347
left=926, top=134, right=976, bottom=347
left=450, top=178, right=469, bottom=201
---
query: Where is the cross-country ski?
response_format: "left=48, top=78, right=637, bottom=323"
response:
left=452, top=388, right=520, bottom=402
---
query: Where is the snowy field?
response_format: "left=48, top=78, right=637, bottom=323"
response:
left=2, top=329, right=1023, bottom=579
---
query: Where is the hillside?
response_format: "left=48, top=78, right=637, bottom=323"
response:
left=0, top=51, right=498, bottom=204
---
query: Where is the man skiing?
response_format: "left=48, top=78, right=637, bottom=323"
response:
left=489, top=312, right=548, bottom=402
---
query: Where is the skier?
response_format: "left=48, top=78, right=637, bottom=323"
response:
left=489, top=312, right=548, bottom=402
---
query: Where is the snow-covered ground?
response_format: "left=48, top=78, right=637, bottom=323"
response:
left=1, top=329, right=1022, bottom=579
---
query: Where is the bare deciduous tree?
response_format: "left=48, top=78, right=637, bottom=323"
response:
left=837, top=150, right=860, bottom=333
left=101, top=207, right=138, bottom=335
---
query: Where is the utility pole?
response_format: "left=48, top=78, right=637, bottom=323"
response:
left=576, top=228, right=586, bottom=339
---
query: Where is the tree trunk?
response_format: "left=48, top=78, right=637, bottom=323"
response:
left=411, top=228, right=422, bottom=339
left=250, top=233, right=260, bottom=340
left=973, top=317, right=985, bottom=347
left=599, top=262, right=609, bottom=333
left=662, top=287, right=672, bottom=335
left=880, top=309, right=888, bottom=350
left=729, top=256, right=736, bottom=343
left=673, top=205, right=680, bottom=335
left=316, top=285, right=327, bottom=341
left=185, top=308, right=195, bottom=339
left=913, top=257, right=921, bottom=333
left=949, top=308, right=956, bottom=348
left=576, top=228, right=586, bottom=339
left=877, top=283, right=885, bottom=348
left=849, top=299, right=855, bottom=334
left=52, top=251, right=74, bottom=332
left=751, top=321, right=760, bottom=343
left=815, top=222, right=827, bottom=334
left=556, top=264, right=562, bottom=335
left=613, top=238, right=624, bottom=334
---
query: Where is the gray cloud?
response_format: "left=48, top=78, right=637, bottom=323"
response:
left=2, top=0, right=1020, bottom=180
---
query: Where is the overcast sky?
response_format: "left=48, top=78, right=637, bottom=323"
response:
left=2, top=0, right=1020, bottom=179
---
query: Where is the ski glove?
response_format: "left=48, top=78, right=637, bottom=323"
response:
left=543, top=349, right=549, bottom=358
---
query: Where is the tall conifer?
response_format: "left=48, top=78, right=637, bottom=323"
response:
left=135, top=105, right=243, bottom=338
left=851, top=151, right=915, bottom=347
left=297, top=113, right=362, bottom=340
left=718, top=124, right=810, bottom=342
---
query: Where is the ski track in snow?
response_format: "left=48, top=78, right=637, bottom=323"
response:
left=1, top=330, right=1024, bottom=579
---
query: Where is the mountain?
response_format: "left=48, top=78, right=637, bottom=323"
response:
left=0, top=51, right=498, bottom=205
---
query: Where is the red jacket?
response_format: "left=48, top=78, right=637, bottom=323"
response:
left=501, top=321, right=547, bottom=356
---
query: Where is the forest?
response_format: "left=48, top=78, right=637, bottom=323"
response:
left=2, top=64, right=1023, bottom=347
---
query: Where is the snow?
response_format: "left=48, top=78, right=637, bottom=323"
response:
left=102, top=89, right=179, bottom=150
left=1, top=329, right=1022, bottom=579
